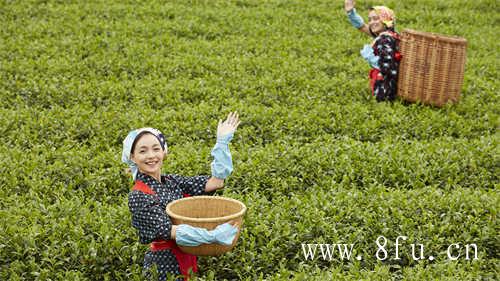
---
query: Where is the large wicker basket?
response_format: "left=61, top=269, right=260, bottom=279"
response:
left=397, top=29, right=467, bottom=107
left=166, top=196, right=246, bottom=256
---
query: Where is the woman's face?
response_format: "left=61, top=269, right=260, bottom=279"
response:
left=368, top=10, right=385, bottom=34
left=131, top=133, right=166, bottom=179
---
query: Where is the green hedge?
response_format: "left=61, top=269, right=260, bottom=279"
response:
left=0, top=0, right=498, bottom=280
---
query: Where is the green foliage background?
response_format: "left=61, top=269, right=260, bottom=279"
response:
left=0, top=0, right=498, bottom=280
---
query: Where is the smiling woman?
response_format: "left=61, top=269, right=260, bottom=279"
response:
left=344, top=0, right=401, bottom=102
left=121, top=112, right=241, bottom=281
left=131, top=133, right=166, bottom=181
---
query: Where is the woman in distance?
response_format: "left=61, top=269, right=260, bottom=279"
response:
left=345, top=0, right=402, bottom=101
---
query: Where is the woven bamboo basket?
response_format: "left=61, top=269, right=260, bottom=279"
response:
left=397, top=29, right=467, bottom=107
left=166, top=196, right=246, bottom=256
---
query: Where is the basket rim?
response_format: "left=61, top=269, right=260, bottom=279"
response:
left=402, top=28, right=467, bottom=45
left=166, top=196, right=247, bottom=223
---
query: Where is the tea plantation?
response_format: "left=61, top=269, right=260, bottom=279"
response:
left=0, top=0, right=498, bottom=280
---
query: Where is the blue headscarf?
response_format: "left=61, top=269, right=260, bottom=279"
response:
left=122, top=128, right=167, bottom=180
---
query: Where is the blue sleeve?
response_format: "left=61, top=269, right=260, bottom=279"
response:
left=176, top=223, right=239, bottom=246
left=361, top=44, right=380, bottom=69
left=176, top=224, right=214, bottom=246
left=347, top=8, right=365, bottom=29
left=210, top=133, right=234, bottom=179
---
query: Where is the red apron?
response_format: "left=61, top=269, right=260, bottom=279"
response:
left=133, top=180, right=197, bottom=280
left=369, top=68, right=382, bottom=95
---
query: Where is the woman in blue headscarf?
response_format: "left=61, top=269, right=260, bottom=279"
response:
left=345, top=0, right=402, bottom=101
left=122, top=112, right=240, bottom=280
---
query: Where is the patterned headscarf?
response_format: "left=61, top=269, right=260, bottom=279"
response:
left=122, top=127, right=167, bottom=180
left=370, top=6, right=396, bottom=29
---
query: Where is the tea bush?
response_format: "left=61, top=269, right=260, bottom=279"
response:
left=0, top=0, right=498, bottom=280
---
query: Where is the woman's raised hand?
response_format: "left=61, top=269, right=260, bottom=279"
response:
left=217, top=111, right=240, bottom=138
left=345, top=0, right=355, bottom=12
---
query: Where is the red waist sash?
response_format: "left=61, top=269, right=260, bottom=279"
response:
left=150, top=239, right=197, bottom=279
left=133, top=180, right=197, bottom=280
left=369, top=68, right=382, bottom=96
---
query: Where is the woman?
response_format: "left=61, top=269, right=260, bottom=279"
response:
left=122, top=112, right=241, bottom=280
left=345, top=0, right=401, bottom=101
